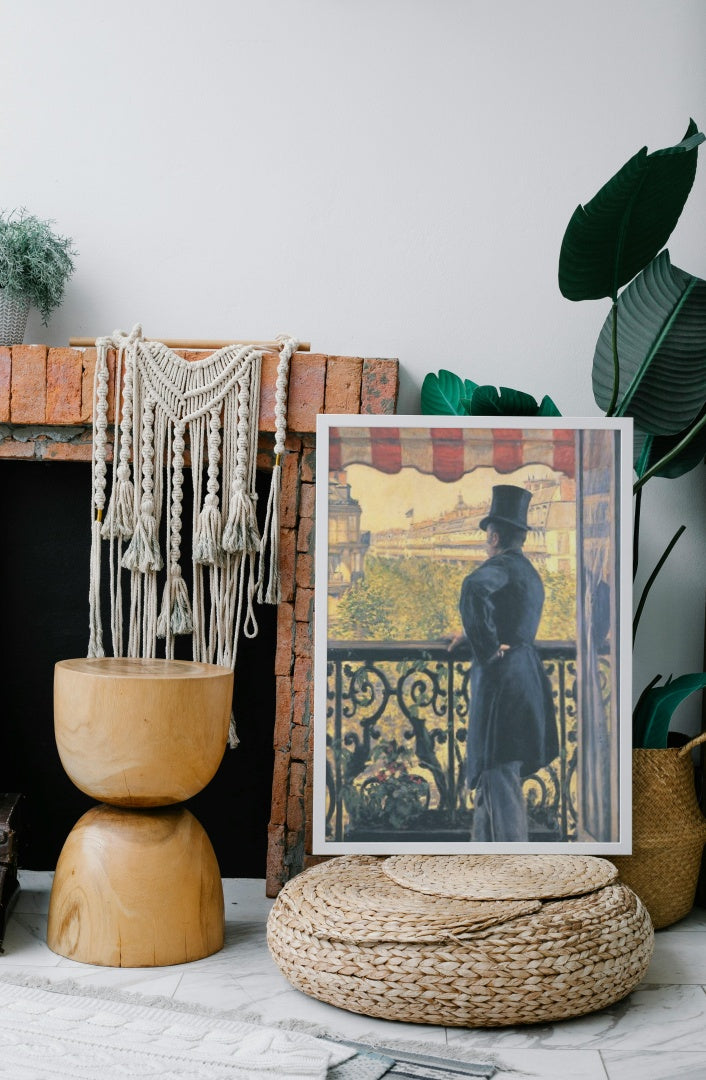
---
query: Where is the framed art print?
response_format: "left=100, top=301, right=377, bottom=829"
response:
left=313, top=416, right=633, bottom=855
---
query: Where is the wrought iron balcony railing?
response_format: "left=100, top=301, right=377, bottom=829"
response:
left=326, top=640, right=577, bottom=843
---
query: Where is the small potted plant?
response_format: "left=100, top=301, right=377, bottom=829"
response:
left=343, top=739, right=431, bottom=833
left=0, top=209, right=76, bottom=345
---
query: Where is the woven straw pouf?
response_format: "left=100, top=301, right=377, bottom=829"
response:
left=267, top=855, right=654, bottom=1027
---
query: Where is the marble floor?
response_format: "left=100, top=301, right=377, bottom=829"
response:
left=2, top=871, right=706, bottom=1080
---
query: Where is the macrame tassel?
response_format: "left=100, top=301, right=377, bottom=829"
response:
left=223, top=360, right=261, bottom=556
left=88, top=338, right=110, bottom=657
left=256, top=335, right=295, bottom=605
left=194, top=495, right=224, bottom=566
left=101, top=468, right=135, bottom=540
left=195, top=405, right=225, bottom=566
left=257, top=461, right=282, bottom=604
left=222, top=489, right=261, bottom=554
left=122, top=499, right=163, bottom=573
left=156, top=417, right=192, bottom=640
left=102, top=337, right=136, bottom=541
left=228, top=710, right=240, bottom=749
left=157, top=570, right=194, bottom=637
left=87, top=518, right=105, bottom=657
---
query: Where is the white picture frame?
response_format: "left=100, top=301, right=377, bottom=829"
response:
left=313, top=415, right=633, bottom=855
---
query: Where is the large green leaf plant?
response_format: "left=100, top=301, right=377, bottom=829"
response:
left=421, top=372, right=561, bottom=418
left=421, top=122, right=705, bottom=749
left=559, top=120, right=706, bottom=748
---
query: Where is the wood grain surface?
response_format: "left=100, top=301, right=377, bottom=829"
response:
left=54, top=658, right=233, bottom=806
left=47, top=804, right=224, bottom=966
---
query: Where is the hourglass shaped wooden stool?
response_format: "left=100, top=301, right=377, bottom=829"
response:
left=47, top=658, right=233, bottom=967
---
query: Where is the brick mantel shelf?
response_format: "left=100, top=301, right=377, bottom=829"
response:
left=0, top=343, right=399, bottom=894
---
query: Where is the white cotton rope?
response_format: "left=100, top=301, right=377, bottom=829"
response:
left=257, top=334, right=297, bottom=605
left=88, top=326, right=296, bottom=748
left=87, top=340, right=110, bottom=658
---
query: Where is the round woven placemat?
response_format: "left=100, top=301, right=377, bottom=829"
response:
left=382, top=853, right=618, bottom=899
left=277, top=856, right=541, bottom=943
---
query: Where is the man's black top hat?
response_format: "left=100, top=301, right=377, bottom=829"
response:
left=479, top=484, right=532, bottom=532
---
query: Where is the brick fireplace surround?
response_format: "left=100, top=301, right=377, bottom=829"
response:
left=0, top=344, right=399, bottom=896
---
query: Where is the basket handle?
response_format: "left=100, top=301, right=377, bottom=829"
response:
left=677, top=730, right=706, bottom=757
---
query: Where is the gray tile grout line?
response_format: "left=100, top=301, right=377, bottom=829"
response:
left=597, top=1049, right=613, bottom=1080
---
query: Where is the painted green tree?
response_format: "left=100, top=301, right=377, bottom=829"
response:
left=330, top=557, right=575, bottom=642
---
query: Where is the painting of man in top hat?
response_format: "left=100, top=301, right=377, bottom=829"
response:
left=314, top=417, right=632, bottom=855
left=451, top=484, right=559, bottom=842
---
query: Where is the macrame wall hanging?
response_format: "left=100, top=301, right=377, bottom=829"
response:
left=88, top=325, right=297, bottom=745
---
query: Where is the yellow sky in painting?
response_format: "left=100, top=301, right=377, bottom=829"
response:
left=345, top=462, right=559, bottom=534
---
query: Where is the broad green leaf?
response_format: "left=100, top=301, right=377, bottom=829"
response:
left=632, top=673, right=663, bottom=747
left=592, top=251, right=706, bottom=434
left=470, top=385, right=562, bottom=416
left=463, top=378, right=477, bottom=399
left=421, top=370, right=477, bottom=414
left=634, top=405, right=706, bottom=479
left=634, top=672, right=706, bottom=748
left=538, top=395, right=562, bottom=417
left=559, top=120, right=704, bottom=301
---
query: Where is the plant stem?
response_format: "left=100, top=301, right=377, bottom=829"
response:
left=633, top=409, right=706, bottom=492
left=633, top=486, right=642, bottom=581
left=633, top=525, right=686, bottom=644
left=606, top=302, right=620, bottom=416
left=632, top=672, right=663, bottom=747
left=634, top=431, right=652, bottom=478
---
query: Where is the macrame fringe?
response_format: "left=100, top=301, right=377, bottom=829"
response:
left=122, top=503, right=163, bottom=573
left=222, top=489, right=260, bottom=555
left=228, top=711, right=240, bottom=749
left=101, top=472, right=135, bottom=540
left=88, top=335, right=110, bottom=656
left=194, top=498, right=224, bottom=566
left=87, top=518, right=105, bottom=658
left=256, top=333, right=295, bottom=605
left=157, top=572, right=194, bottom=638
left=257, top=462, right=282, bottom=604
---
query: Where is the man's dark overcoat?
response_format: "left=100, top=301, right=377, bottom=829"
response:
left=459, top=549, right=558, bottom=789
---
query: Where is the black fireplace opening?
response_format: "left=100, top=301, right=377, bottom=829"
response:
left=0, top=459, right=276, bottom=877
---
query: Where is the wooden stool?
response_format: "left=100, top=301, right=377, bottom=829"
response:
left=47, top=658, right=233, bottom=967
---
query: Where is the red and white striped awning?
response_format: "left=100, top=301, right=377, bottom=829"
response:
left=329, top=426, right=576, bottom=481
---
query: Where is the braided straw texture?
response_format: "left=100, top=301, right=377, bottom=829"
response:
left=267, top=856, right=653, bottom=1027
left=382, top=853, right=618, bottom=900
left=274, top=857, right=540, bottom=943
left=610, top=739, right=706, bottom=929
left=0, top=290, right=29, bottom=346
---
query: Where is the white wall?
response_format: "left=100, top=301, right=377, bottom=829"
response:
left=3, top=0, right=705, bottom=728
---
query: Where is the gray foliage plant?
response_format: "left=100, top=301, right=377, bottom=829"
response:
left=0, top=209, right=76, bottom=323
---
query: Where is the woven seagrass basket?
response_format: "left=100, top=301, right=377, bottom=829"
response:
left=0, top=290, right=29, bottom=346
left=267, top=855, right=654, bottom=1027
left=610, top=732, right=706, bottom=930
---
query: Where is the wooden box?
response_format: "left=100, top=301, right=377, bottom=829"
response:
left=0, top=794, right=22, bottom=949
